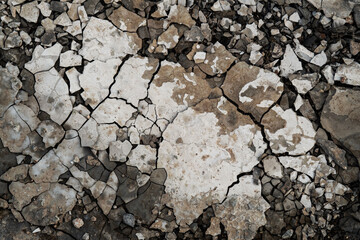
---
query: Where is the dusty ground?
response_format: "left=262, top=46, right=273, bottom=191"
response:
left=1, top=0, right=360, bottom=239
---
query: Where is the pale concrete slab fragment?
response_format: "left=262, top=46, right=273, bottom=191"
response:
left=25, top=43, right=63, bottom=74
left=110, top=56, right=159, bottom=107
left=65, top=67, right=81, bottom=93
left=109, top=140, right=132, bottom=162
left=0, top=106, right=31, bottom=153
left=30, top=150, right=68, bottom=183
left=20, top=1, right=39, bottom=23
left=127, top=145, right=157, bottom=174
left=278, top=155, right=321, bottom=179
left=69, top=166, right=96, bottom=189
left=34, top=68, right=72, bottom=125
left=79, top=59, right=121, bottom=108
left=79, top=17, right=142, bottom=61
left=92, top=98, right=136, bottom=126
left=36, top=120, right=65, bottom=148
left=263, top=155, right=283, bottom=178
left=55, top=136, right=89, bottom=168
left=261, top=105, right=316, bottom=155
left=280, top=44, right=303, bottom=77
left=334, top=61, right=360, bottom=86
left=158, top=97, right=266, bottom=227
left=60, top=50, right=82, bottom=67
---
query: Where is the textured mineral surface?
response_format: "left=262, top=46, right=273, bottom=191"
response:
left=0, top=0, right=359, bottom=239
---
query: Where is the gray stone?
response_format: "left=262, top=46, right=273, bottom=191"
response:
left=320, top=87, right=360, bottom=162
left=22, top=183, right=77, bottom=226
left=123, top=213, right=136, bottom=227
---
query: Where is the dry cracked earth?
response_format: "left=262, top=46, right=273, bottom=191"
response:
left=1, top=0, right=360, bottom=239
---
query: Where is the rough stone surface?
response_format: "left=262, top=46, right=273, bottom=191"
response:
left=158, top=97, right=266, bottom=227
left=110, top=56, right=159, bottom=107
left=321, top=87, right=360, bottom=160
left=213, top=175, right=270, bottom=240
left=79, top=17, right=142, bottom=61
left=22, top=183, right=77, bottom=226
left=223, top=62, right=283, bottom=121
left=262, top=105, right=316, bottom=155
left=79, top=59, right=121, bottom=108
left=198, top=42, right=236, bottom=76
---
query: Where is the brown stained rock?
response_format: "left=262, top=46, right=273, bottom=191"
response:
left=148, top=61, right=215, bottom=126
left=321, top=87, right=360, bottom=162
left=22, top=183, right=77, bottom=226
left=222, top=62, right=283, bottom=121
left=109, top=6, right=146, bottom=32
left=206, top=217, right=221, bottom=236
left=0, top=65, right=22, bottom=117
left=9, top=182, right=50, bottom=211
left=0, top=164, right=29, bottom=182
left=262, top=105, right=316, bottom=155
left=213, top=176, right=270, bottom=240
left=198, top=42, right=236, bottom=76
left=168, top=5, right=195, bottom=28
left=158, top=97, right=266, bottom=227
left=157, top=25, right=180, bottom=50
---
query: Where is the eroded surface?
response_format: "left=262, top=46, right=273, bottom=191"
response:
left=0, top=1, right=359, bottom=239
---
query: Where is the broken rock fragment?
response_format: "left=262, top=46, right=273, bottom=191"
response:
left=321, top=87, right=360, bottom=160
left=148, top=61, right=214, bottom=126
left=110, top=56, right=159, bottom=107
left=158, top=97, right=266, bottom=227
left=25, top=43, right=62, bottom=74
left=0, top=64, right=22, bottom=117
left=22, top=183, right=77, bottom=226
left=79, top=17, right=142, bottom=61
left=280, top=45, right=303, bottom=77
left=108, top=6, right=146, bottom=32
left=36, top=120, right=65, bottom=148
left=213, top=175, right=270, bottom=240
left=261, top=105, right=316, bottom=155
left=222, top=62, right=283, bottom=121
left=198, top=42, right=236, bottom=76
left=9, top=182, right=50, bottom=210
left=34, top=68, right=72, bottom=124
left=92, top=98, right=136, bottom=126
left=334, top=61, right=360, bottom=86
left=29, top=150, right=68, bottom=183
left=79, top=59, right=121, bottom=108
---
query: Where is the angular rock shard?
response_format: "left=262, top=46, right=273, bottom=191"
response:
left=198, top=42, right=236, bottom=76
left=34, top=68, right=72, bottom=124
left=222, top=62, right=283, bottom=121
left=261, top=105, right=316, bottom=155
left=321, top=87, right=360, bottom=160
left=79, top=59, right=122, bottom=108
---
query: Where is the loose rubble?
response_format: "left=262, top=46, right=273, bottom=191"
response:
left=0, top=0, right=359, bottom=239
